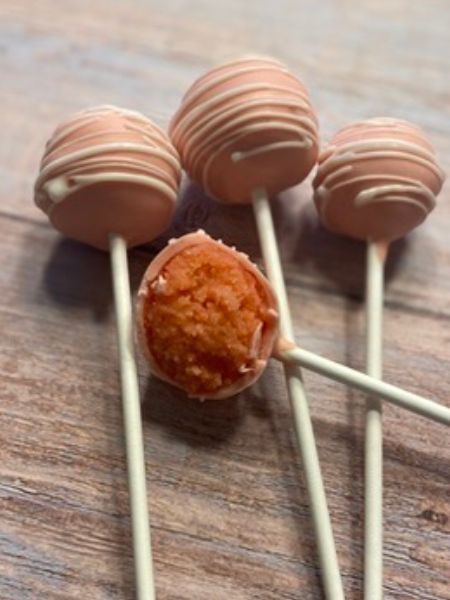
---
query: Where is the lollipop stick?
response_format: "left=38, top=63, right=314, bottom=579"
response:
left=275, top=345, right=450, bottom=426
left=109, top=233, right=155, bottom=600
left=364, top=240, right=386, bottom=600
left=252, top=188, right=345, bottom=600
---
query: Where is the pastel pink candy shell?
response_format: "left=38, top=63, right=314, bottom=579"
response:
left=49, top=181, right=175, bottom=251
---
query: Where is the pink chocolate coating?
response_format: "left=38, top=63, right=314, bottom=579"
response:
left=136, top=230, right=279, bottom=399
left=313, top=118, right=445, bottom=242
left=34, top=105, right=181, bottom=250
left=169, top=56, right=319, bottom=203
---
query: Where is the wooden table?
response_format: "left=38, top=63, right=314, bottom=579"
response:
left=1, top=1, right=449, bottom=598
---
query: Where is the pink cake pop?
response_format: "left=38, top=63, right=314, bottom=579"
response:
left=136, top=230, right=279, bottom=400
left=169, top=56, right=319, bottom=203
left=313, top=116, right=445, bottom=599
left=34, top=105, right=183, bottom=600
left=134, top=229, right=450, bottom=425
left=168, top=58, right=348, bottom=599
left=313, top=117, right=445, bottom=241
left=35, top=105, right=180, bottom=250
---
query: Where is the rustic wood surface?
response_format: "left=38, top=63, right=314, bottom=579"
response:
left=0, top=1, right=449, bottom=598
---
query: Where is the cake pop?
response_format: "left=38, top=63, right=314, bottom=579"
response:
left=169, top=56, right=319, bottom=203
left=136, top=230, right=450, bottom=423
left=35, top=104, right=179, bottom=250
left=136, top=230, right=279, bottom=399
left=312, top=117, right=445, bottom=600
left=171, top=55, right=378, bottom=600
left=313, top=117, right=444, bottom=241
left=168, top=57, right=346, bottom=600
left=34, top=105, right=182, bottom=600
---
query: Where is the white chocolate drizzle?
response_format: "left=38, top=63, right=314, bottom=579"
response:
left=201, top=121, right=313, bottom=197
left=151, top=275, right=167, bottom=294
left=170, top=59, right=319, bottom=197
left=35, top=106, right=180, bottom=215
left=232, top=140, right=312, bottom=162
left=249, top=322, right=263, bottom=360
left=355, top=183, right=434, bottom=213
left=314, top=129, right=445, bottom=224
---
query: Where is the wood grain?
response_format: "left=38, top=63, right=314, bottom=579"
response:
left=0, top=1, right=449, bottom=598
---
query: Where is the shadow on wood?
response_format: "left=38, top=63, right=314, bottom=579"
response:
left=42, top=237, right=112, bottom=321
left=141, top=376, right=243, bottom=449
left=152, top=177, right=260, bottom=259
left=291, top=201, right=410, bottom=298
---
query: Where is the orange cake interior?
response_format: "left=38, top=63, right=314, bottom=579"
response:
left=142, top=243, right=273, bottom=396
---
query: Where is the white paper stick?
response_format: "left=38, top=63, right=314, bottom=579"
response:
left=364, top=240, right=385, bottom=600
left=252, top=188, right=345, bottom=600
left=275, top=345, right=450, bottom=426
left=110, top=233, right=156, bottom=600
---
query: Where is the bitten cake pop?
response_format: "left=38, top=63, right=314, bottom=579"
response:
left=169, top=56, right=345, bottom=600
left=137, top=231, right=279, bottom=399
left=170, top=56, right=319, bottom=203
left=34, top=105, right=182, bottom=600
left=35, top=105, right=180, bottom=250
left=313, top=117, right=445, bottom=241
left=313, top=117, right=445, bottom=600
left=136, top=231, right=450, bottom=423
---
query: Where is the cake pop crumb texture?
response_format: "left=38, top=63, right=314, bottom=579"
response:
left=313, top=117, right=445, bottom=242
left=137, top=232, right=278, bottom=399
left=169, top=56, right=319, bottom=203
left=34, top=105, right=181, bottom=250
